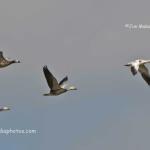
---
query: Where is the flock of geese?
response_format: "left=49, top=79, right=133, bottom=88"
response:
left=0, top=51, right=150, bottom=112
left=0, top=51, right=77, bottom=112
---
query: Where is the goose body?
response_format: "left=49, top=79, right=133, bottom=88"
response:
left=43, top=66, right=77, bottom=96
left=0, top=106, right=10, bottom=112
left=0, top=51, right=20, bottom=68
left=125, top=59, right=150, bottom=85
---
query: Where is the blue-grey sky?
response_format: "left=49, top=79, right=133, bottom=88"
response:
left=0, top=0, right=150, bottom=149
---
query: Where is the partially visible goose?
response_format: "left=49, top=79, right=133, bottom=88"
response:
left=0, top=106, right=10, bottom=112
left=125, top=59, right=150, bottom=85
left=43, top=66, right=77, bottom=96
left=0, top=51, right=20, bottom=68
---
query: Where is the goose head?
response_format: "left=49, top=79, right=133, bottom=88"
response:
left=67, top=86, right=77, bottom=91
left=11, top=60, right=21, bottom=64
left=0, top=107, right=10, bottom=111
left=136, top=59, right=150, bottom=65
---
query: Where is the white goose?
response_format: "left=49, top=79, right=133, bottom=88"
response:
left=125, top=59, right=150, bottom=85
left=0, top=106, right=10, bottom=112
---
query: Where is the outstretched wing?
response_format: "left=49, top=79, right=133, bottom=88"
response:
left=59, top=76, right=68, bottom=86
left=139, top=64, right=150, bottom=85
left=0, top=51, right=8, bottom=63
left=131, top=66, right=137, bottom=75
left=43, top=66, right=60, bottom=90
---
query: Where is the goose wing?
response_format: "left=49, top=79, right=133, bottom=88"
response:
left=0, top=51, right=8, bottom=63
left=59, top=76, right=68, bottom=86
left=43, top=66, right=60, bottom=90
left=131, top=66, right=137, bottom=75
left=139, top=64, right=150, bottom=85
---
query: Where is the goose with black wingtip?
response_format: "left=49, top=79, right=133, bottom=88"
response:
left=43, top=66, right=77, bottom=96
left=125, top=59, right=150, bottom=85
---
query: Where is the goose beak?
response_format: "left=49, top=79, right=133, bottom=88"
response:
left=15, top=60, right=21, bottom=63
left=124, top=64, right=130, bottom=66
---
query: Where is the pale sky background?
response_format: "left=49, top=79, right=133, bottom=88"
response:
left=0, top=0, right=150, bottom=149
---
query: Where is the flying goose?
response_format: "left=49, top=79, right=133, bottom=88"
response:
left=43, top=66, right=77, bottom=96
left=125, top=59, right=150, bottom=85
left=0, top=51, right=20, bottom=68
left=0, top=106, right=10, bottom=112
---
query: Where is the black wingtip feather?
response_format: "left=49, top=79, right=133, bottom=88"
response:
left=43, top=65, right=48, bottom=70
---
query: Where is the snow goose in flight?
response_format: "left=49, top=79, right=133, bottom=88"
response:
left=0, top=106, right=10, bottom=112
left=125, top=59, right=150, bottom=85
left=43, top=66, right=77, bottom=96
left=0, top=51, right=20, bottom=68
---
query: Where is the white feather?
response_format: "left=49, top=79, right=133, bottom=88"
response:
left=60, top=83, right=68, bottom=89
left=68, top=86, right=77, bottom=90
